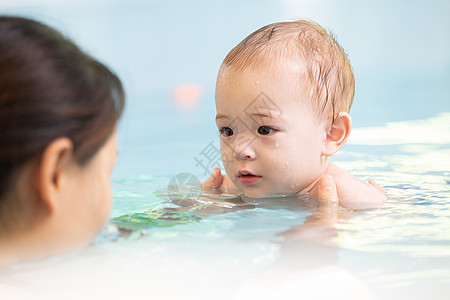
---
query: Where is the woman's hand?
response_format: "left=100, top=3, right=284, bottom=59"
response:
left=278, top=175, right=344, bottom=243
left=317, top=175, right=339, bottom=206
left=201, top=168, right=238, bottom=193
left=201, top=168, right=223, bottom=189
left=368, top=179, right=384, bottom=193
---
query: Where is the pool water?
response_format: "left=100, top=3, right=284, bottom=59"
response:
left=1, top=1, right=449, bottom=299
left=2, top=113, right=449, bottom=299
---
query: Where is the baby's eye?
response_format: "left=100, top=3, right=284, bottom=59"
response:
left=219, top=127, right=234, bottom=137
left=257, top=126, right=276, bottom=135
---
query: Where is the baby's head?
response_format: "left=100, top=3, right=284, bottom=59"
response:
left=215, top=20, right=355, bottom=197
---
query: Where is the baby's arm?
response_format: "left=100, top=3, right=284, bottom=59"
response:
left=325, top=163, right=386, bottom=209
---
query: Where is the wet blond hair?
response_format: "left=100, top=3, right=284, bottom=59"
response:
left=222, top=20, right=355, bottom=121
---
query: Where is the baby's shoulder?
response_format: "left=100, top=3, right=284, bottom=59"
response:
left=325, top=163, right=386, bottom=209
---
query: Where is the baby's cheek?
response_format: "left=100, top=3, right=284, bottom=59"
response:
left=220, top=150, right=235, bottom=177
left=281, top=159, right=307, bottom=189
left=220, top=149, right=230, bottom=167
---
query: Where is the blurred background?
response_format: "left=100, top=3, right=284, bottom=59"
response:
left=1, top=0, right=449, bottom=179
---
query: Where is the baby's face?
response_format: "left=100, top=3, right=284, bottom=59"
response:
left=215, top=64, right=328, bottom=197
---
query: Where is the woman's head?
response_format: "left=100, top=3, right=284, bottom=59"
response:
left=0, top=16, right=125, bottom=259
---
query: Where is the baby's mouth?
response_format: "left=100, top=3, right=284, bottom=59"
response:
left=237, top=171, right=262, bottom=185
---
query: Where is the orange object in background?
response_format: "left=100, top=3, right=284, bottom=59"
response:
left=172, top=83, right=203, bottom=109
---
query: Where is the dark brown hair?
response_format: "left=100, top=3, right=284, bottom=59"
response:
left=222, top=20, right=355, bottom=121
left=0, top=17, right=125, bottom=202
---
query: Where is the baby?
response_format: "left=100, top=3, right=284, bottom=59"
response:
left=203, top=20, right=386, bottom=208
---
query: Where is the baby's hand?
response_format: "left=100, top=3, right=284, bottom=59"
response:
left=201, top=168, right=238, bottom=193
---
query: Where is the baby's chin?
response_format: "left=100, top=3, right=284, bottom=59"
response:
left=239, top=186, right=300, bottom=199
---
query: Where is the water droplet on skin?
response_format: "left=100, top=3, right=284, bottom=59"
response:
left=275, top=143, right=279, bottom=148
left=285, top=162, right=289, bottom=167
left=255, top=80, right=260, bottom=85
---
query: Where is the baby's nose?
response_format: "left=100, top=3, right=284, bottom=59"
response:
left=233, top=139, right=256, bottom=160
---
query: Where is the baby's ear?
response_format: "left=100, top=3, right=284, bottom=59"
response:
left=321, top=112, right=352, bottom=156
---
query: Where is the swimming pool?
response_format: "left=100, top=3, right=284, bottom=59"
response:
left=1, top=0, right=449, bottom=299
left=2, top=114, right=449, bottom=299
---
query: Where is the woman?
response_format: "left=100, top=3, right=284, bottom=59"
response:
left=0, top=16, right=125, bottom=264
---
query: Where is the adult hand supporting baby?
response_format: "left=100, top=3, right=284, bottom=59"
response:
left=277, top=174, right=343, bottom=243
left=202, top=167, right=384, bottom=204
left=368, top=179, right=384, bottom=193
left=201, top=168, right=238, bottom=193
left=318, top=175, right=339, bottom=205
left=202, top=169, right=354, bottom=244
left=202, top=168, right=343, bottom=201
left=202, top=168, right=223, bottom=189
